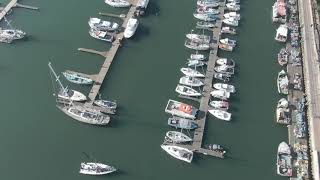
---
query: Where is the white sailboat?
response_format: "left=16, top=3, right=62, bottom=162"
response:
left=0, top=16, right=26, bottom=43
left=220, top=38, right=237, bottom=47
left=105, top=0, right=131, bottom=7
left=175, top=85, right=201, bottom=97
left=179, top=76, right=204, bottom=87
left=180, top=68, right=205, bottom=78
left=80, top=162, right=116, bottom=175
left=213, top=83, right=236, bottom=93
left=160, top=144, right=193, bottom=163
left=208, top=109, right=231, bottom=121
left=209, top=100, right=229, bottom=110
left=210, top=90, right=230, bottom=100
left=223, top=18, right=239, bottom=26
left=165, top=131, right=192, bottom=143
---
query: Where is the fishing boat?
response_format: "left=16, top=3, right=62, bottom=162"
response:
left=165, top=131, right=192, bottom=143
left=197, top=0, right=220, bottom=7
left=224, top=12, right=240, bottom=20
left=189, top=53, right=206, bottom=61
left=187, top=60, right=206, bottom=67
left=160, top=144, right=193, bottom=163
left=225, top=3, right=240, bottom=11
left=277, top=70, right=289, bottom=95
left=124, top=18, right=139, bottom=38
left=80, top=162, right=116, bottom=175
left=209, top=100, right=229, bottom=110
left=214, top=73, right=231, bottom=82
left=193, top=13, right=217, bottom=22
left=165, top=99, right=198, bottom=119
left=220, top=38, right=236, bottom=47
left=272, top=0, right=286, bottom=23
left=185, top=40, right=210, bottom=50
left=208, top=109, right=231, bottom=121
left=175, top=85, right=202, bottom=97
left=179, top=76, right=204, bottom=87
left=218, top=43, right=233, bottom=51
left=196, top=7, right=220, bottom=15
left=275, top=24, right=288, bottom=42
left=186, top=33, right=211, bottom=43
left=88, top=18, right=119, bottom=31
left=221, top=26, right=237, bottom=34
left=94, top=99, right=117, bottom=109
left=277, top=142, right=293, bottom=177
left=216, top=58, right=235, bottom=67
left=62, top=71, right=93, bottom=85
left=48, top=62, right=87, bottom=102
left=278, top=48, right=289, bottom=66
left=89, top=29, right=114, bottom=42
left=168, top=116, right=198, bottom=130
left=210, top=90, right=230, bottom=100
left=214, top=65, right=234, bottom=75
left=105, top=0, right=131, bottom=7
left=207, top=144, right=226, bottom=154
left=196, top=21, right=216, bottom=28
left=180, top=68, right=205, bottom=78
left=213, top=83, right=236, bottom=93
left=223, top=17, right=239, bottom=26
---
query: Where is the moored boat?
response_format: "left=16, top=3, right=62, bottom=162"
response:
left=214, top=73, right=231, bottom=82
left=175, top=84, right=202, bottom=97
left=277, top=70, right=289, bottom=95
left=193, top=13, right=218, bottom=21
left=80, top=162, right=116, bottom=175
left=185, top=40, right=210, bottom=50
left=196, top=7, right=220, bottom=15
left=88, top=17, right=119, bottom=31
left=124, top=18, right=139, bottom=38
left=105, top=0, right=131, bottom=7
left=168, top=116, right=198, bottom=130
left=161, top=144, right=193, bottom=163
left=63, top=71, right=93, bottom=85
left=225, top=3, right=240, bottom=11
left=214, top=65, right=234, bottom=75
left=180, top=67, right=205, bottom=78
left=0, top=28, right=26, bottom=43
left=165, top=99, right=198, bottom=119
left=89, top=29, right=114, bottom=42
left=277, top=142, right=293, bottom=177
left=187, top=59, right=206, bottom=67
left=186, top=33, right=211, bottom=43
left=223, top=17, right=239, bottom=26
left=197, top=0, right=220, bottom=7
left=165, top=131, right=192, bottom=143
left=196, top=21, right=216, bottom=28
left=94, top=99, right=117, bottom=109
left=209, top=100, right=229, bottom=110
left=220, top=38, right=236, bottom=47
left=189, top=53, right=206, bottom=61
left=275, top=24, right=288, bottom=42
left=210, top=90, right=230, bottom=100
left=218, top=43, right=233, bottom=51
left=213, top=83, right=236, bottom=93
left=278, top=48, right=289, bottom=66
left=221, top=26, right=237, bottom=34
left=179, top=76, right=204, bottom=87
left=208, top=109, right=231, bottom=121
left=224, top=12, right=240, bottom=20
left=216, top=58, right=235, bottom=67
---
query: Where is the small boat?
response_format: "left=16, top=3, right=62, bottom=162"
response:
left=220, top=38, right=236, bottom=47
left=187, top=60, right=206, bottom=67
left=277, top=70, right=289, bottom=95
left=88, top=17, right=119, bottom=31
left=277, top=98, right=289, bottom=108
left=216, top=58, right=235, bottom=67
left=124, top=18, right=139, bottom=38
left=189, top=53, right=206, bottom=61
left=58, top=89, right=87, bottom=102
left=276, top=105, right=290, bottom=124
left=196, top=7, right=220, bottom=15
left=175, top=84, right=202, bottom=97
left=210, top=90, right=230, bottom=100
left=0, top=28, right=26, bottom=43
left=160, top=144, right=193, bottom=163
left=185, top=40, right=210, bottom=51
left=214, top=73, right=231, bottom=82
left=209, top=100, right=229, bottom=110
left=223, top=18, right=239, bottom=26
left=213, top=83, right=236, bottom=93
left=275, top=24, right=288, bottom=42
left=221, top=26, right=237, bottom=34
left=223, top=12, right=241, bottom=20
left=197, top=0, right=220, bottom=7
left=62, top=71, right=93, bottom=85
left=105, top=0, right=131, bottom=7
left=165, top=131, right=192, bottom=143
left=225, top=3, right=240, bottom=11
left=196, top=21, right=216, bottom=28
left=218, top=43, right=233, bottom=51
left=214, top=65, right=234, bottom=75
left=94, top=99, right=117, bottom=109
left=168, top=116, right=198, bottom=130
left=277, top=142, right=293, bottom=177
left=89, top=29, right=114, bottom=42
left=181, top=68, right=205, bottom=78
left=179, top=76, right=204, bottom=87
left=79, top=162, right=116, bottom=175
left=278, top=48, right=289, bottom=66
left=165, top=99, right=198, bottom=119
left=208, top=109, right=231, bottom=121
left=186, top=33, right=211, bottom=43
left=207, top=144, right=226, bottom=154
left=193, top=13, right=218, bottom=22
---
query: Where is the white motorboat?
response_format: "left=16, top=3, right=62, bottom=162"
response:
left=220, top=38, right=236, bottom=47
left=165, top=99, right=198, bottom=119
left=196, top=7, right=220, bottom=15
left=186, top=33, right=211, bottom=43
left=180, top=68, right=205, bottom=78
left=218, top=43, right=233, bottom=51
left=213, top=83, right=236, bottom=93
left=210, top=90, right=230, bottom=100
left=160, top=144, right=193, bottom=163
left=175, top=85, right=202, bottom=97
left=214, top=73, right=231, bottom=82
left=187, top=60, right=206, bottom=67
left=63, top=71, right=93, bottom=85
left=277, top=70, right=289, bottom=95
left=58, top=89, right=87, bottom=102
left=277, top=142, right=293, bottom=177
left=189, top=53, right=206, bottom=61
left=193, top=13, right=217, bottom=22
left=272, top=0, right=286, bottom=23
left=165, top=131, right=192, bottom=143
left=226, top=3, right=240, bottom=11
left=223, top=12, right=241, bottom=20
left=208, top=109, right=231, bottom=121
left=94, top=99, right=117, bottom=109
left=214, top=65, right=234, bottom=75
left=124, top=18, right=139, bottom=38
left=88, top=17, right=119, bottom=31
left=79, top=162, right=116, bottom=175
left=227, top=0, right=240, bottom=3
left=89, top=29, right=114, bottom=42
left=277, top=98, right=289, bottom=108
left=275, top=24, right=288, bottom=42
left=196, top=21, right=216, bottom=28
left=221, top=26, right=237, bottom=34
left=185, top=40, right=210, bottom=51
left=216, top=58, right=235, bottom=67
left=197, top=0, right=220, bottom=7
left=105, top=0, right=131, bottom=7
left=209, top=100, right=229, bottom=110
left=223, top=18, right=239, bottom=26
left=179, top=76, right=204, bottom=87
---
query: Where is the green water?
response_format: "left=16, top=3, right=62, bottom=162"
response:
left=0, top=0, right=288, bottom=179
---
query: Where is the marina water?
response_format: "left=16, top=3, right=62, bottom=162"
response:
left=0, top=0, right=288, bottom=179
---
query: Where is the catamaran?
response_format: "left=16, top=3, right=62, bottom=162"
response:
left=166, top=131, right=192, bottom=143
left=88, top=17, right=119, bottom=31
left=277, top=70, right=289, bottom=95
left=221, top=26, right=237, bottom=35
left=168, top=116, right=198, bottom=130
left=89, top=29, right=114, bottom=42
left=208, top=109, right=231, bottom=121
left=210, top=90, right=230, bottom=100
left=105, top=0, right=131, bottom=7
left=63, top=71, right=93, bottom=85
left=180, top=68, right=205, bottom=78
left=213, top=83, right=236, bottom=93
left=220, top=38, right=237, bottom=47
left=179, top=76, right=204, bottom=87
left=209, top=100, right=229, bottom=110
left=165, top=99, right=198, bottom=119
left=175, top=84, right=202, bottom=97
left=124, top=18, right=139, bottom=38
left=80, top=162, right=116, bottom=175
left=216, top=58, right=235, bottom=67
left=161, top=144, right=193, bottom=163
left=277, top=142, right=292, bottom=177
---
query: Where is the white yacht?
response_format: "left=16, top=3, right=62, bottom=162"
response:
left=79, top=162, right=116, bottom=175
left=214, top=65, right=234, bottom=75
left=277, top=70, right=289, bottom=95
left=186, top=33, right=211, bottom=44
left=275, top=24, right=288, bottom=42
left=208, top=109, right=231, bottom=121
left=175, top=85, right=201, bottom=97
left=216, top=58, right=235, bottom=67
left=124, top=18, right=139, bottom=38
left=223, top=18, right=239, bottom=26
left=197, top=7, right=220, bottom=15
left=218, top=43, right=233, bottom=51
left=58, top=89, right=87, bottom=102
left=193, top=13, right=217, bottom=22
left=189, top=53, right=206, bottom=61
left=161, top=144, right=193, bottom=163
left=180, top=68, right=205, bottom=78
left=185, top=40, right=210, bottom=51
left=210, top=90, right=230, bottom=100
left=179, top=76, right=204, bottom=87
left=221, top=26, right=237, bottom=35
left=223, top=12, right=240, bottom=20
left=220, top=38, right=236, bottom=47
left=105, top=0, right=131, bottom=7
left=187, top=59, right=205, bottom=67
left=209, top=100, right=229, bottom=110
left=213, top=83, right=236, bottom=93
left=226, top=3, right=240, bottom=11
left=89, top=29, right=114, bottom=42
left=88, top=17, right=119, bottom=31
left=165, top=131, right=192, bottom=143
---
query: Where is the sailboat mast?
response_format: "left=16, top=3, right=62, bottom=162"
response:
left=3, top=16, right=13, bottom=29
left=48, top=62, right=66, bottom=92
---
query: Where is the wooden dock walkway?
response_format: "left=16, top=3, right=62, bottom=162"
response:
left=0, top=0, right=39, bottom=21
left=78, top=48, right=108, bottom=58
